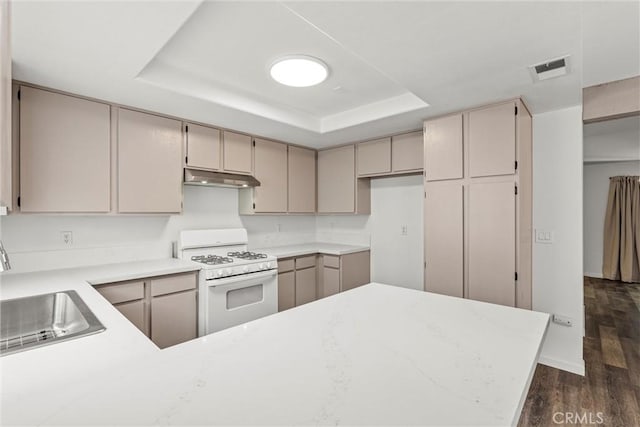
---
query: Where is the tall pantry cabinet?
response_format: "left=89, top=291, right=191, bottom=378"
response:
left=423, top=99, right=532, bottom=309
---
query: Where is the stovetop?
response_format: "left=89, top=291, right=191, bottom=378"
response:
left=227, top=251, right=269, bottom=260
left=190, top=255, right=234, bottom=265
left=189, top=251, right=274, bottom=268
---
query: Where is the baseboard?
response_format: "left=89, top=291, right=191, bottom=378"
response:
left=538, top=355, right=585, bottom=376
left=584, top=272, right=603, bottom=279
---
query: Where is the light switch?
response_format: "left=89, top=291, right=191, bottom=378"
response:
left=535, top=229, right=554, bottom=244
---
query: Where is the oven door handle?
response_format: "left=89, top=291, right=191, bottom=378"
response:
left=206, top=269, right=277, bottom=287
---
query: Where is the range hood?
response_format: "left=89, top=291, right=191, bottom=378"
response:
left=184, top=169, right=260, bottom=189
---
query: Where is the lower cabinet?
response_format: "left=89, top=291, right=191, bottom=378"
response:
left=277, top=270, right=295, bottom=311
left=277, top=251, right=371, bottom=310
left=319, top=251, right=371, bottom=297
left=151, top=290, right=197, bottom=349
left=95, top=271, right=198, bottom=349
left=277, top=256, right=317, bottom=311
left=295, top=260, right=317, bottom=306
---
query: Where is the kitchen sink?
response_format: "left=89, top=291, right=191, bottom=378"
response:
left=1, top=290, right=105, bottom=356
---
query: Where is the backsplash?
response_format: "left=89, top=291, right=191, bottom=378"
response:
left=0, top=186, right=318, bottom=273
left=0, top=176, right=421, bottom=289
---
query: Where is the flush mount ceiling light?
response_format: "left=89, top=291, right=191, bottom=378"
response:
left=270, top=55, right=328, bottom=87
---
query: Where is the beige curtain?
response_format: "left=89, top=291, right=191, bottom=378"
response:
left=603, top=176, right=640, bottom=283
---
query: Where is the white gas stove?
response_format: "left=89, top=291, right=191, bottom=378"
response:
left=178, top=229, right=278, bottom=336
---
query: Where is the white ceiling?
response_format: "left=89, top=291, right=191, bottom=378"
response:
left=584, top=116, right=640, bottom=163
left=10, top=1, right=640, bottom=149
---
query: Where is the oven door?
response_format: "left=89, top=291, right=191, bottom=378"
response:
left=205, top=269, right=278, bottom=335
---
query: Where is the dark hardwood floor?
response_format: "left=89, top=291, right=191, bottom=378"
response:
left=518, top=277, right=640, bottom=427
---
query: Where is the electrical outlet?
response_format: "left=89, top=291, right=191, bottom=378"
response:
left=401, top=225, right=408, bottom=235
left=61, top=231, right=73, bottom=245
left=535, top=229, right=554, bottom=244
left=552, top=314, right=573, bottom=327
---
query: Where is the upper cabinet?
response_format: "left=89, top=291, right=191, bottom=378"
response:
left=318, top=145, right=355, bottom=213
left=357, top=132, right=423, bottom=178
left=357, top=137, right=391, bottom=177
left=424, top=114, right=463, bottom=181
left=185, top=123, right=221, bottom=171
left=19, top=86, right=111, bottom=212
left=468, top=101, right=516, bottom=177
left=222, top=131, right=252, bottom=175
left=391, top=131, right=423, bottom=173
left=252, top=138, right=288, bottom=213
left=288, top=145, right=316, bottom=213
left=423, top=99, right=532, bottom=310
left=318, top=144, right=370, bottom=214
left=118, top=109, right=183, bottom=213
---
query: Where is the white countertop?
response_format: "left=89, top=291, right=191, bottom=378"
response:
left=253, top=242, right=370, bottom=258
left=0, top=258, right=201, bottom=426
left=1, top=260, right=549, bottom=427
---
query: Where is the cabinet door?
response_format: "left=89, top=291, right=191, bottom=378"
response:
left=321, top=267, right=340, bottom=298
left=424, top=114, right=463, bottom=182
left=254, top=138, right=287, bottom=212
left=392, top=131, right=423, bottom=172
left=278, top=271, right=295, bottom=312
left=468, top=102, right=516, bottom=177
left=341, top=251, right=370, bottom=292
left=288, top=146, right=316, bottom=213
left=118, top=109, right=182, bottom=213
left=19, top=86, right=110, bottom=212
left=223, top=131, right=252, bottom=174
left=295, top=267, right=317, bottom=306
left=468, top=182, right=516, bottom=306
left=357, top=138, right=391, bottom=176
left=115, top=300, right=147, bottom=336
left=424, top=183, right=463, bottom=297
left=151, top=290, right=197, bottom=349
left=186, top=123, right=220, bottom=170
left=318, top=145, right=355, bottom=213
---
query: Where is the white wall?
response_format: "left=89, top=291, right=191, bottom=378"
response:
left=316, top=175, right=424, bottom=291
left=0, top=185, right=316, bottom=273
left=583, top=161, right=640, bottom=277
left=532, top=105, right=585, bottom=375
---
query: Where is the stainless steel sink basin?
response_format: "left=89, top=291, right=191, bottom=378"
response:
left=1, top=290, right=105, bottom=356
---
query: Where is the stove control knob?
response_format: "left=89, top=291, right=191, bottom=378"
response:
left=243, top=266, right=250, bottom=273
left=267, top=262, right=274, bottom=269
left=215, top=270, right=224, bottom=278
left=259, top=263, right=266, bottom=270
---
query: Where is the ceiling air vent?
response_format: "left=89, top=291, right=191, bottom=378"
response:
left=529, top=55, right=570, bottom=82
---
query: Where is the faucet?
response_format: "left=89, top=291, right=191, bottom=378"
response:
left=0, top=240, right=11, bottom=272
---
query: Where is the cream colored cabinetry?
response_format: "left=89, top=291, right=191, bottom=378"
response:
left=424, top=114, right=463, bottom=181
left=356, top=132, right=423, bottom=178
left=277, top=256, right=317, bottom=311
left=118, top=109, right=182, bottom=213
left=288, top=146, right=316, bottom=213
left=468, top=102, right=516, bottom=177
left=277, top=267, right=295, bottom=312
left=357, top=138, right=391, bottom=176
left=318, top=251, right=371, bottom=297
left=318, top=145, right=370, bottom=214
left=185, top=123, right=221, bottom=170
left=391, top=131, right=423, bottom=173
left=295, top=256, right=317, bottom=306
left=19, top=86, right=111, bottom=212
left=253, top=138, right=288, bottom=213
left=423, top=99, right=531, bottom=309
left=95, top=280, right=148, bottom=335
left=95, top=272, right=198, bottom=349
left=223, top=131, right=252, bottom=175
